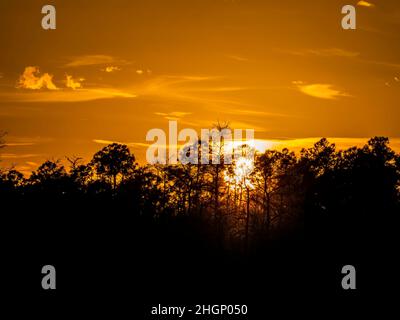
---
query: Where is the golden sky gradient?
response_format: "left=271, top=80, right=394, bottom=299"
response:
left=1, top=0, right=400, bottom=175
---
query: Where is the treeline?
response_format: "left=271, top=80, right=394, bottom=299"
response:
left=1, top=137, right=399, bottom=253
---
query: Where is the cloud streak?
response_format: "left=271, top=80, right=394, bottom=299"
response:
left=0, top=88, right=136, bottom=102
left=280, top=47, right=400, bottom=71
left=93, top=139, right=150, bottom=148
left=280, top=48, right=360, bottom=58
left=293, top=82, right=350, bottom=100
left=357, top=1, right=375, bottom=8
left=0, top=153, right=43, bottom=159
left=154, top=111, right=192, bottom=120
left=226, top=55, right=249, bottom=62
left=65, top=55, right=128, bottom=67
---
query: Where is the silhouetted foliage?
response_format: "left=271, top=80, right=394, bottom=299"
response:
left=1, top=137, right=399, bottom=256
left=91, top=143, right=136, bottom=191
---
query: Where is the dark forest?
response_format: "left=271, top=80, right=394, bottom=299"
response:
left=1, top=133, right=399, bottom=314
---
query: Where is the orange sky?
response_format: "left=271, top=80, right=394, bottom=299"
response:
left=1, top=0, right=400, bottom=175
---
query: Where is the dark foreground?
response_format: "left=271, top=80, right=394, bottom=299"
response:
left=2, top=198, right=398, bottom=318
left=1, top=137, right=399, bottom=317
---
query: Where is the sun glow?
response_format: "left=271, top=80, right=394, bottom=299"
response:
left=225, top=156, right=255, bottom=189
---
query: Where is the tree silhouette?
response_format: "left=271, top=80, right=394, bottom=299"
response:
left=0, top=137, right=398, bottom=255
left=91, top=143, right=136, bottom=191
left=30, top=160, right=66, bottom=183
left=67, top=156, right=93, bottom=190
left=0, top=169, right=24, bottom=193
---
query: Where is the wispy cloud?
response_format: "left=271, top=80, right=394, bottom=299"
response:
left=13, top=73, right=216, bottom=103
left=93, top=139, right=150, bottom=148
left=293, top=81, right=350, bottom=100
left=226, top=55, right=249, bottom=62
left=357, top=1, right=375, bottom=8
left=280, top=48, right=360, bottom=58
left=154, top=111, right=191, bottom=117
left=0, top=153, right=43, bottom=159
left=17, top=66, right=58, bottom=90
left=26, top=161, right=39, bottom=166
left=4, top=142, right=36, bottom=146
left=64, top=55, right=129, bottom=67
left=224, top=108, right=291, bottom=118
left=187, top=86, right=249, bottom=93
left=134, top=75, right=288, bottom=121
left=93, top=139, right=123, bottom=145
left=3, top=136, right=53, bottom=146
left=154, top=111, right=192, bottom=120
left=136, top=75, right=219, bottom=100
left=280, top=47, right=400, bottom=71
left=0, top=88, right=136, bottom=102
left=103, top=66, right=121, bottom=73
left=65, top=75, right=84, bottom=90
left=364, top=59, right=400, bottom=70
